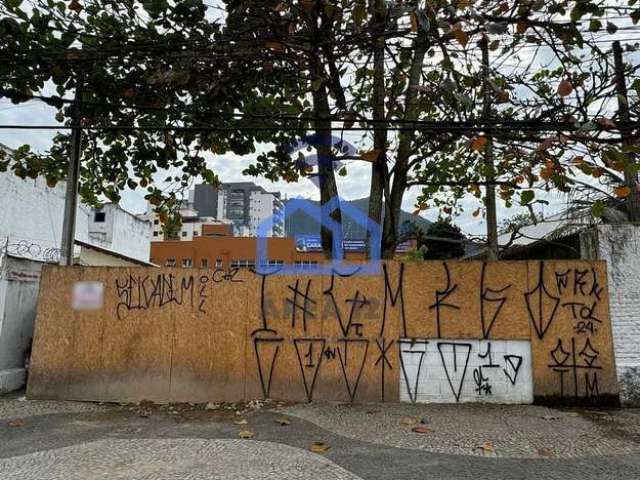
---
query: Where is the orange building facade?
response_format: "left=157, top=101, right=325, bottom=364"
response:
left=150, top=235, right=367, bottom=270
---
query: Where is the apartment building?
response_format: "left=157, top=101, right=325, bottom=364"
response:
left=193, top=182, right=284, bottom=237
left=144, top=182, right=283, bottom=241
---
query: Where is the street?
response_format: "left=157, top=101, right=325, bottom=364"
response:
left=1, top=393, right=639, bottom=480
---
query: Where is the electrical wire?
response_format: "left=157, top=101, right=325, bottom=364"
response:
left=0, top=121, right=636, bottom=134
left=4, top=92, right=638, bottom=127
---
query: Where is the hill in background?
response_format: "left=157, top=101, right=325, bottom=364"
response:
left=284, top=197, right=431, bottom=239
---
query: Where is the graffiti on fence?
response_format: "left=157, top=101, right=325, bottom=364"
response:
left=93, top=260, right=619, bottom=404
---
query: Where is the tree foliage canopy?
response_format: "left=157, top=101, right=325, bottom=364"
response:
left=1, top=0, right=639, bottom=256
left=420, top=219, right=466, bottom=260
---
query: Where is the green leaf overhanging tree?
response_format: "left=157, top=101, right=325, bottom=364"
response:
left=1, top=0, right=639, bottom=260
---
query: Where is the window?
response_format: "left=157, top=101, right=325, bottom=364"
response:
left=193, top=231, right=199, bottom=236
left=166, top=258, right=176, bottom=267
left=230, top=259, right=254, bottom=268
left=182, top=258, right=193, bottom=268
left=215, top=259, right=223, bottom=268
left=263, top=259, right=284, bottom=266
left=94, top=211, right=106, bottom=222
left=153, top=231, right=158, bottom=237
left=181, top=231, right=188, bottom=237
left=294, top=260, right=318, bottom=270
left=154, top=219, right=159, bottom=225
left=201, top=259, right=208, bottom=268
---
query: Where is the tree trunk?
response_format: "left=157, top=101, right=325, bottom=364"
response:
left=613, top=40, right=640, bottom=222
left=480, top=36, right=499, bottom=260
left=381, top=34, right=428, bottom=259
left=366, top=0, right=388, bottom=260
left=312, top=86, right=343, bottom=259
left=308, top=7, right=343, bottom=260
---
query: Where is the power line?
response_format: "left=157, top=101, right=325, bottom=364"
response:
left=3, top=16, right=640, bottom=66
left=4, top=92, right=638, bottom=127
left=0, top=121, right=636, bottom=134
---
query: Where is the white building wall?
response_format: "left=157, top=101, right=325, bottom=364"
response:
left=250, top=191, right=274, bottom=236
left=0, top=170, right=148, bottom=264
left=179, top=222, right=198, bottom=241
left=593, top=224, right=640, bottom=404
left=399, top=339, right=534, bottom=404
left=248, top=191, right=284, bottom=237
left=107, top=205, right=150, bottom=262
left=216, top=190, right=226, bottom=220
left=138, top=210, right=163, bottom=240
left=88, top=204, right=150, bottom=263
left=235, top=224, right=251, bottom=237
left=0, top=173, right=89, bottom=261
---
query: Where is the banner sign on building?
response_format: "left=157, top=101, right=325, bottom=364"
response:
left=295, top=235, right=413, bottom=253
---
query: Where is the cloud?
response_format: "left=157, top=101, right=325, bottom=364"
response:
left=0, top=100, right=58, bottom=151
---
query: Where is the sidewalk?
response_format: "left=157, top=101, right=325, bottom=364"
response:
left=1, top=393, right=640, bottom=480
left=283, top=402, right=640, bottom=458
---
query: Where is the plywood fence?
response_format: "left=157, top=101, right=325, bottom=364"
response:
left=27, top=261, right=619, bottom=405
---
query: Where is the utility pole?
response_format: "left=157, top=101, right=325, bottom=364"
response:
left=613, top=40, right=640, bottom=222
left=59, top=86, right=83, bottom=266
left=480, top=36, right=499, bottom=260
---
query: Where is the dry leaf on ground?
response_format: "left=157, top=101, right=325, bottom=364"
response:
left=481, top=441, right=495, bottom=452
left=411, top=426, right=433, bottom=434
left=7, top=419, right=24, bottom=428
left=538, top=447, right=553, bottom=457
left=234, top=419, right=248, bottom=425
left=238, top=430, right=255, bottom=439
left=310, top=441, right=330, bottom=453
left=276, top=417, right=291, bottom=426
left=400, top=416, right=419, bottom=426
